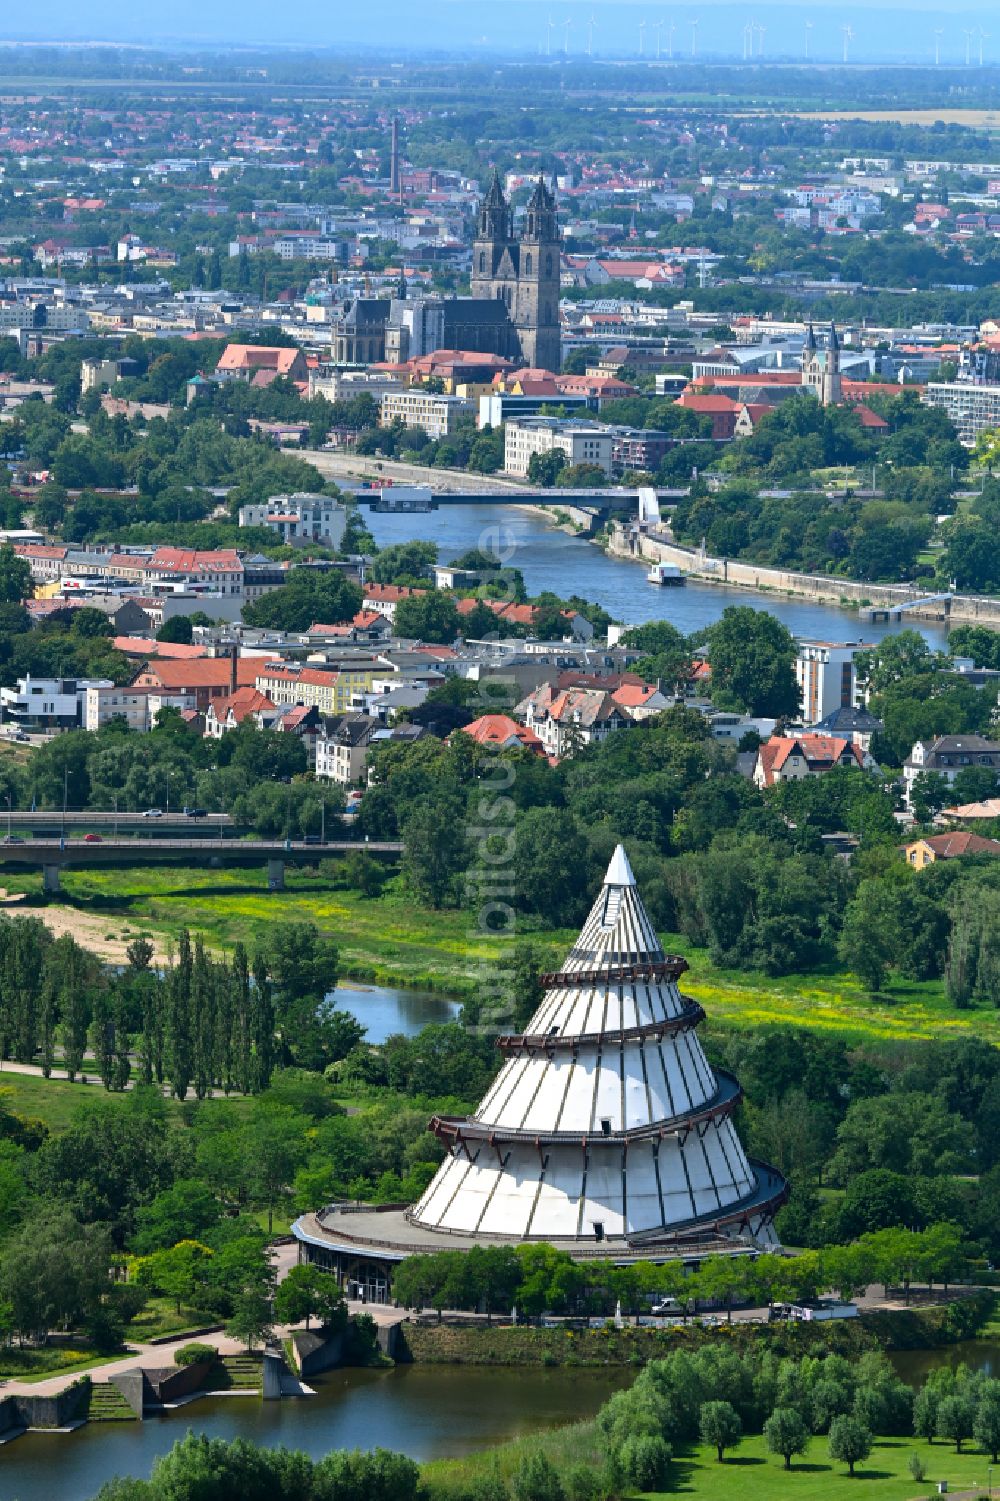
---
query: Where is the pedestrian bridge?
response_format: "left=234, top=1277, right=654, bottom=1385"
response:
left=861, top=593, right=953, bottom=623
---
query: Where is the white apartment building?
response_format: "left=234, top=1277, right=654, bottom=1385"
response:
left=504, top=417, right=615, bottom=478
left=84, top=683, right=196, bottom=732
left=795, top=641, right=868, bottom=725
left=238, top=493, right=347, bottom=549
left=379, top=390, right=474, bottom=439
left=923, top=381, right=1000, bottom=445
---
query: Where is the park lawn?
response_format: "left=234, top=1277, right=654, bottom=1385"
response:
left=645, top=1434, right=998, bottom=1501
left=0, top=1067, right=258, bottom=1134
left=126, top=1296, right=219, bottom=1343
left=5, top=865, right=994, bottom=1048
left=0, top=1344, right=122, bottom=1382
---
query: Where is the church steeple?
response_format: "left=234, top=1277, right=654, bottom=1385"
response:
left=478, top=169, right=511, bottom=241
left=524, top=175, right=558, bottom=243
left=804, top=321, right=816, bottom=353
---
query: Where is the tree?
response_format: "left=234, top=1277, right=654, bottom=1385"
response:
left=936, top=1392, right=975, bottom=1452
left=226, top=1286, right=273, bottom=1352
left=764, top=1406, right=810, bottom=1470
left=393, top=592, right=460, bottom=644
left=274, top=1263, right=346, bottom=1333
left=703, top=607, right=799, bottom=717
left=401, top=797, right=466, bottom=909
left=828, top=1414, right=872, bottom=1476
left=242, top=570, right=362, bottom=632
left=0, top=542, right=32, bottom=603
left=134, top=1239, right=213, bottom=1314
left=156, top=615, right=194, bottom=644
left=973, top=1382, right=1000, bottom=1463
left=617, top=1434, right=672, bottom=1490
left=699, top=1399, right=742, bottom=1462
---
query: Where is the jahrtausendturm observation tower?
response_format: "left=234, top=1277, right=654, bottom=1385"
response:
left=410, top=845, right=788, bottom=1252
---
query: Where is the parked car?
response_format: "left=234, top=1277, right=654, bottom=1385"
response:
left=83, top=833, right=103, bottom=843
left=143, top=808, right=163, bottom=818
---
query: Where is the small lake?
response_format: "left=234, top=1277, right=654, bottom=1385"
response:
left=329, top=982, right=461, bottom=1042
left=0, top=1365, right=628, bottom=1501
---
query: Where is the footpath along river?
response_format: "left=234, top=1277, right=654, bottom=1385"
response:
left=365, top=502, right=951, bottom=649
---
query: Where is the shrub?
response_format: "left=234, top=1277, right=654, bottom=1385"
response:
left=511, top=1451, right=565, bottom=1501
left=174, top=1342, right=217, bottom=1367
left=907, top=1452, right=926, bottom=1482
left=617, top=1433, right=672, bottom=1490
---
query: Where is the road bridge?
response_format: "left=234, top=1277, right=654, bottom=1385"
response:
left=357, top=487, right=667, bottom=510
left=0, top=838, right=402, bottom=892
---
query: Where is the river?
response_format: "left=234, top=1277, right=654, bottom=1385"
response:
left=330, top=982, right=460, bottom=1043
left=0, top=1366, right=628, bottom=1501
left=366, top=502, right=951, bottom=649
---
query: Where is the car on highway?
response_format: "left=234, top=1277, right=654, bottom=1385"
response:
left=183, top=807, right=207, bottom=818
left=2, top=835, right=23, bottom=845
left=83, top=833, right=103, bottom=843
left=143, top=808, right=163, bottom=818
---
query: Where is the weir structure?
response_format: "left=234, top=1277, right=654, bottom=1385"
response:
left=293, top=847, right=787, bottom=1299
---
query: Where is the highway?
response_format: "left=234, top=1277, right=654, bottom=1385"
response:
left=0, top=811, right=235, bottom=831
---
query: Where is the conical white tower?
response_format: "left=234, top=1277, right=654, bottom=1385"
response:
left=411, top=846, right=787, bottom=1252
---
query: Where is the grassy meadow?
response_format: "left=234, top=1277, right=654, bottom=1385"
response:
left=1, top=863, right=993, bottom=1049
left=425, top=1429, right=1000, bottom=1501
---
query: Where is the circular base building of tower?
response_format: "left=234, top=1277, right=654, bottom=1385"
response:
left=291, top=1159, right=789, bottom=1294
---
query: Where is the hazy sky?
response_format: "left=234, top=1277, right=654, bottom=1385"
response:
left=3, top=0, right=1000, bottom=63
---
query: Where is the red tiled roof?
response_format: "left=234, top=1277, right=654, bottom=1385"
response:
left=912, top=831, right=1000, bottom=859
left=457, top=714, right=545, bottom=753
left=207, top=686, right=277, bottom=724
left=113, top=637, right=207, bottom=659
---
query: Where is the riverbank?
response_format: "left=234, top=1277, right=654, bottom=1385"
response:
left=606, top=524, right=1000, bottom=627
left=401, top=1292, right=993, bottom=1367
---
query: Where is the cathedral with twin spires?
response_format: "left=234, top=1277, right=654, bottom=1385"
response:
left=471, top=172, right=562, bottom=373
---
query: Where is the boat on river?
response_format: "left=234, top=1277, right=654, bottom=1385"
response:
left=648, top=561, right=684, bottom=586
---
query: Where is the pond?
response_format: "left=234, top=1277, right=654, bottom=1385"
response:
left=329, top=982, right=461, bottom=1043
left=0, top=1364, right=629, bottom=1501
left=891, top=1338, right=1000, bottom=1387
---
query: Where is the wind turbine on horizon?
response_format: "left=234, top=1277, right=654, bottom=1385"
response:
left=979, top=27, right=989, bottom=65
left=639, top=18, right=647, bottom=55
left=805, top=19, right=814, bottom=59
left=690, top=16, right=699, bottom=56
left=933, top=28, right=942, bottom=65
left=563, top=16, right=572, bottom=54
left=757, top=22, right=766, bottom=55
left=667, top=18, right=676, bottom=57
left=841, top=23, right=853, bottom=62
left=963, top=27, right=974, bottom=65
left=545, top=16, right=555, bottom=55
left=586, top=14, right=597, bottom=55
left=653, top=19, right=664, bottom=57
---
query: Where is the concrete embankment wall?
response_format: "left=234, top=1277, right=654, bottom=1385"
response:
left=607, top=526, right=1000, bottom=627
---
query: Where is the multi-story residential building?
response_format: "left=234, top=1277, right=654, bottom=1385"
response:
left=314, top=713, right=380, bottom=783
left=923, top=381, right=1000, bottom=445
left=362, top=584, right=428, bottom=622
left=753, top=733, right=872, bottom=789
left=902, top=734, right=1000, bottom=807
left=503, top=417, right=614, bottom=478
left=0, top=675, right=105, bottom=733
left=795, top=640, right=869, bottom=725
left=254, top=662, right=379, bottom=715
left=515, top=682, right=631, bottom=757
left=238, top=494, right=347, bottom=549
left=379, top=389, right=474, bottom=439
left=84, top=682, right=196, bottom=732
left=142, top=548, right=245, bottom=597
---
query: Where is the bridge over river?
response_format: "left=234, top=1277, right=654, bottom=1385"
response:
left=0, top=836, right=402, bottom=892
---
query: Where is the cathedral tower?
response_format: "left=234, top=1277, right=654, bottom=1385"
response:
left=471, top=172, right=561, bottom=373
left=516, top=177, right=561, bottom=372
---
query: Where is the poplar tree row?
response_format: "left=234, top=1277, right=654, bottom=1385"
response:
left=0, top=917, right=276, bottom=1099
